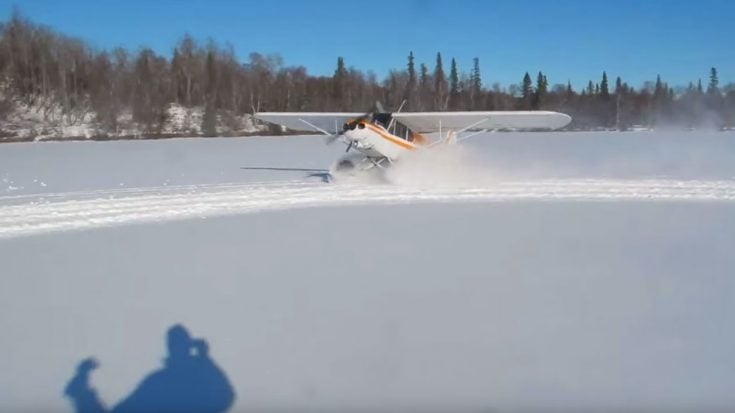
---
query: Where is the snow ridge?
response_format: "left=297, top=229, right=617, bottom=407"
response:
left=2, top=178, right=735, bottom=239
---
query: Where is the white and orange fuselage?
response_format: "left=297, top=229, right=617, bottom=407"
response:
left=342, top=120, right=431, bottom=161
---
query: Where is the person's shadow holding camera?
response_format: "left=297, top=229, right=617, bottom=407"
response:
left=64, top=324, right=235, bottom=413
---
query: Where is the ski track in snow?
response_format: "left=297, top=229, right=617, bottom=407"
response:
left=2, top=178, right=735, bottom=240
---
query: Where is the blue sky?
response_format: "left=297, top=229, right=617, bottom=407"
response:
left=3, top=0, right=733, bottom=90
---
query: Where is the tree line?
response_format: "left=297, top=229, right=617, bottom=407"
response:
left=1, top=10, right=734, bottom=137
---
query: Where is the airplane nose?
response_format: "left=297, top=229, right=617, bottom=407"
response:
left=343, top=129, right=360, bottom=141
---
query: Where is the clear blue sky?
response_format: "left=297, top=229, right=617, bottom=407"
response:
left=3, top=0, right=733, bottom=90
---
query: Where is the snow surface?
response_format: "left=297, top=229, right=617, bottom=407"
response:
left=1, top=131, right=735, bottom=412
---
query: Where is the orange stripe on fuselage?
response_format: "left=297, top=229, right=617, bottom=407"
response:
left=365, top=123, right=416, bottom=150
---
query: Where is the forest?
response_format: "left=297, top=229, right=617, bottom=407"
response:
left=1, top=10, right=734, bottom=139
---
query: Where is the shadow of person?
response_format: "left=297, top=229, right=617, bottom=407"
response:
left=65, top=324, right=235, bottom=413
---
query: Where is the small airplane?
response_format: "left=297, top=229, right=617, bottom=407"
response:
left=255, top=103, right=571, bottom=180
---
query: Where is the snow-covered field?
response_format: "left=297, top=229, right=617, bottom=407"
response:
left=2, top=132, right=735, bottom=412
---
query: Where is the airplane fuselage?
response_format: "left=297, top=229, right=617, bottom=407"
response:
left=342, top=121, right=417, bottom=161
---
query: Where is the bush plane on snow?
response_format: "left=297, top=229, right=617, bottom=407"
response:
left=254, top=105, right=571, bottom=180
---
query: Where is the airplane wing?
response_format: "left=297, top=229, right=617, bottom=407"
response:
left=392, top=111, right=572, bottom=133
left=255, top=112, right=364, bottom=134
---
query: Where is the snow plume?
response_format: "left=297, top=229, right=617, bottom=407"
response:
left=385, top=144, right=499, bottom=187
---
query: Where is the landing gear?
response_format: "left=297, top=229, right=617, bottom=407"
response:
left=367, top=157, right=390, bottom=169
left=328, top=154, right=391, bottom=183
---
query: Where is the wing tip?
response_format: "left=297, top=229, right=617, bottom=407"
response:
left=555, top=112, right=573, bottom=129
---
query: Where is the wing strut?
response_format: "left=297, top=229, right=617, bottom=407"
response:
left=298, top=118, right=333, bottom=136
left=455, top=117, right=491, bottom=135
left=456, top=129, right=495, bottom=143
left=427, top=117, right=493, bottom=147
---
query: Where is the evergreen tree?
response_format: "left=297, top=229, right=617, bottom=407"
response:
left=532, top=71, right=547, bottom=109
left=651, top=75, right=669, bottom=126
left=449, top=58, right=460, bottom=109
left=654, top=75, right=665, bottom=100
left=614, top=77, right=624, bottom=129
left=333, top=56, right=348, bottom=110
left=470, top=57, right=482, bottom=108
left=600, top=71, right=610, bottom=100
left=407, top=52, right=416, bottom=87
left=521, top=72, right=533, bottom=108
left=707, top=67, right=719, bottom=95
left=706, top=67, right=723, bottom=125
left=405, top=51, right=416, bottom=110
left=565, top=81, right=574, bottom=102
left=419, top=62, right=430, bottom=110
left=433, top=52, right=447, bottom=110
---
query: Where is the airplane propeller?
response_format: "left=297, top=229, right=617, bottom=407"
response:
left=324, top=101, right=386, bottom=151
left=325, top=131, right=357, bottom=152
left=324, top=109, right=372, bottom=146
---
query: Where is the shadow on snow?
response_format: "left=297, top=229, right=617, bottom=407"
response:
left=64, top=324, right=235, bottom=413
